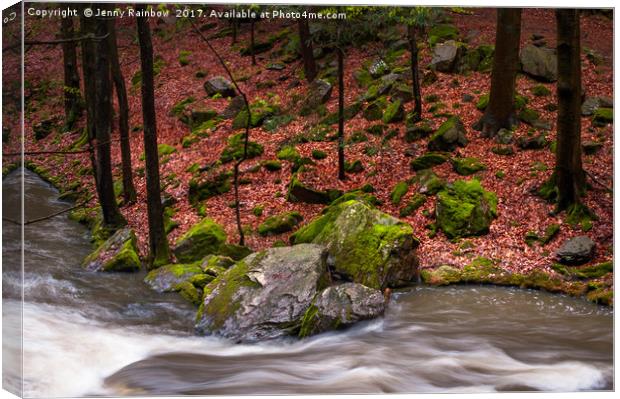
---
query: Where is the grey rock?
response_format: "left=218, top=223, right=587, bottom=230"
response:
left=520, top=45, right=558, bottom=82
left=204, top=76, right=236, bottom=97
left=495, top=128, right=514, bottom=144
left=556, top=236, right=596, bottom=265
left=369, top=58, right=390, bottom=78
left=195, top=244, right=329, bottom=342
left=430, top=40, right=465, bottom=73
left=304, top=79, right=333, bottom=109
left=300, top=283, right=385, bottom=337
left=428, top=117, right=468, bottom=152
left=581, top=96, right=613, bottom=116
left=221, top=96, right=247, bottom=120
left=266, top=62, right=285, bottom=71
left=144, top=263, right=203, bottom=292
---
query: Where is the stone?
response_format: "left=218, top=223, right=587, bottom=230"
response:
left=363, top=97, right=388, bottom=121
left=204, top=76, right=236, bottom=97
left=195, top=244, right=329, bottom=342
left=266, top=62, right=285, bottom=71
left=299, top=283, right=385, bottom=337
left=173, top=218, right=227, bottom=263
left=430, top=40, right=465, bottom=73
left=368, top=58, right=389, bottom=78
left=452, top=157, right=486, bottom=175
left=303, top=79, right=333, bottom=111
left=436, top=179, right=498, bottom=238
left=33, top=118, right=55, bottom=140
left=582, top=140, right=603, bottom=155
left=258, top=211, right=303, bottom=236
left=517, top=134, right=547, bottom=150
left=287, top=174, right=332, bottom=204
left=428, top=116, right=468, bottom=152
left=581, top=96, right=613, bottom=116
left=410, top=152, right=449, bottom=171
left=220, top=133, right=264, bottom=163
left=144, top=263, right=203, bottom=292
left=382, top=99, right=404, bottom=123
left=414, top=169, right=446, bottom=195
left=291, top=200, right=419, bottom=290
left=592, top=108, right=613, bottom=127
left=428, top=24, right=459, bottom=46
left=221, top=96, right=247, bottom=120
left=520, top=45, right=558, bottom=82
left=495, top=128, right=514, bottom=144
left=556, top=236, right=596, bottom=265
left=405, top=122, right=433, bottom=142
left=82, top=228, right=141, bottom=272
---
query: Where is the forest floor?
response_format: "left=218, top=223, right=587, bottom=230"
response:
left=7, top=8, right=613, bottom=285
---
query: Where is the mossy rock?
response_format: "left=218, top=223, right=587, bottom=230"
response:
left=262, top=160, right=282, bottom=171
left=452, top=157, right=486, bottom=175
left=414, top=169, right=446, bottom=195
left=399, top=194, right=426, bottom=217
left=82, top=228, right=141, bottom=272
left=405, top=122, right=433, bottom=142
left=218, top=244, right=253, bottom=261
left=173, top=218, right=227, bottom=263
left=201, top=254, right=236, bottom=275
left=436, top=179, right=498, bottom=238
left=518, top=107, right=541, bottom=125
left=532, top=84, right=552, bottom=97
left=311, top=149, right=327, bottom=160
left=344, top=160, right=364, bottom=174
left=592, top=108, right=613, bottom=127
left=291, top=200, right=419, bottom=290
left=287, top=174, right=333, bottom=204
left=220, top=133, right=264, bottom=163
left=491, top=145, right=515, bottom=156
left=320, top=102, right=363, bottom=125
left=258, top=211, right=303, bottom=236
left=391, top=181, right=409, bottom=205
left=410, top=152, right=449, bottom=171
left=428, top=116, right=468, bottom=152
left=188, top=170, right=231, bottom=203
left=144, top=263, right=203, bottom=292
left=232, top=101, right=279, bottom=130
left=276, top=145, right=301, bottom=162
left=428, top=24, right=459, bottom=47
left=239, top=40, right=273, bottom=56
left=382, top=99, right=404, bottom=123
left=363, top=97, right=388, bottom=121
left=195, top=244, right=329, bottom=341
left=174, top=281, right=202, bottom=306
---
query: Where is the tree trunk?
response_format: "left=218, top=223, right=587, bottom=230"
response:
left=479, top=8, right=522, bottom=137
left=108, top=18, right=137, bottom=204
left=555, top=9, right=585, bottom=211
left=250, top=19, right=256, bottom=65
left=79, top=11, right=99, bottom=192
left=60, top=17, right=81, bottom=130
left=137, top=7, right=171, bottom=268
left=298, top=18, right=317, bottom=82
left=92, top=9, right=125, bottom=228
left=337, top=44, right=346, bottom=181
left=408, top=24, right=422, bottom=122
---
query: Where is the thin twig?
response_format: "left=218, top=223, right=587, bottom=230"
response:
left=189, top=18, right=252, bottom=247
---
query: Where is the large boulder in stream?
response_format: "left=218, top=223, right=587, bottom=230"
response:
left=82, top=228, right=141, bottom=272
left=299, top=283, right=385, bottom=338
left=195, top=244, right=330, bottom=342
left=291, top=200, right=419, bottom=290
left=173, top=218, right=251, bottom=263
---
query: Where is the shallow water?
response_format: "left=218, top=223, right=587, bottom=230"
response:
left=2, top=169, right=614, bottom=397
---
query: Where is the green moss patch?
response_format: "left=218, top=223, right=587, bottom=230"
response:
left=258, top=211, right=303, bottom=236
left=452, top=157, right=486, bottom=175
left=173, top=218, right=227, bottom=263
left=410, top=152, right=449, bottom=171
left=220, top=133, right=264, bottom=163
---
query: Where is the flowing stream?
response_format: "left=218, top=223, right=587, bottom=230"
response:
left=2, top=169, right=614, bottom=397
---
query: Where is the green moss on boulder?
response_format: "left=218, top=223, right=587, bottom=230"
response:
left=173, top=218, right=227, bottom=263
left=382, top=99, right=404, bottom=123
left=258, top=211, right=303, bottom=236
left=291, top=200, right=419, bottom=289
left=428, top=116, right=468, bottom=152
left=410, top=152, right=449, bottom=171
left=436, top=179, right=498, bottom=238
left=144, top=262, right=203, bottom=292
left=391, top=181, right=409, bottom=205
left=220, top=133, right=264, bottom=163
left=82, top=228, right=141, bottom=272
left=592, top=107, right=613, bottom=127
left=452, top=157, right=486, bottom=175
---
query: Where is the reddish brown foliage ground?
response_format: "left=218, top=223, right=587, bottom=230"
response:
left=9, top=8, right=613, bottom=278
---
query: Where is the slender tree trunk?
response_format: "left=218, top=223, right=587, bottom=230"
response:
left=250, top=19, right=256, bottom=65
left=408, top=24, right=422, bottom=122
left=79, top=11, right=98, bottom=191
left=108, top=18, right=137, bottom=204
left=298, top=18, right=317, bottom=82
left=60, top=17, right=81, bottom=130
left=555, top=9, right=584, bottom=211
left=337, top=44, right=346, bottom=181
left=137, top=8, right=171, bottom=268
left=93, top=8, right=125, bottom=228
left=479, top=8, right=522, bottom=137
